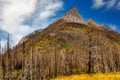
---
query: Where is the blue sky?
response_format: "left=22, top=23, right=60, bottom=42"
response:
left=0, top=0, right=120, bottom=46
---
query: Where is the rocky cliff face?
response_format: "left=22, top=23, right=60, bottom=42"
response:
left=60, top=6, right=84, bottom=23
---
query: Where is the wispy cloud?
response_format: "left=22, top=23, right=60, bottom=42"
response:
left=92, top=0, right=105, bottom=9
left=0, top=0, right=63, bottom=46
left=92, top=0, right=120, bottom=10
left=106, top=0, right=116, bottom=9
left=116, top=1, right=120, bottom=10
left=109, top=24, right=117, bottom=30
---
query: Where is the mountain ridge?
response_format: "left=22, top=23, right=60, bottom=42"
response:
left=19, top=6, right=119, bottom=44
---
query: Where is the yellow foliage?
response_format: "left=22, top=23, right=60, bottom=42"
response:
left=51, top=73, right=120, bottom=80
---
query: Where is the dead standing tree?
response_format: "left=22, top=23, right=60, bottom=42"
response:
left=87, top=26, right=93, bottom=74
left=6, top=34, right=10, bottom=72
left=50, top=32, right=58, bottom=77
left=21, top=41, right=26, bottom=79
left=54, top=37, right=57, bottom=77
left=0, top=38, right=3, bottom=79
left=30, top=39, right=33, bottom=80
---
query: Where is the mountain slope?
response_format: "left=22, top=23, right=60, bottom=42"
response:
left=1, top=6, right=120, bottom=79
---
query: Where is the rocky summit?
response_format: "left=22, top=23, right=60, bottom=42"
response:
left=60, top=6, right=84, bottom=23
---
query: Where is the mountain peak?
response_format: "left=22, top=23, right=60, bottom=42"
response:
left=60, top=6, right=84, bottom=23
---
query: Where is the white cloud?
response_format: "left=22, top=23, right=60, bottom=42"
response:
left=31, top=0, right=63, bottom=26
left=0, top=0, right=63, bottom=46
left=109, top=24, right=117, bottom=30
left=92, top=0, right=120, bottom=10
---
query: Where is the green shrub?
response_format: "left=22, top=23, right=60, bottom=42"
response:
left=61, top=42, right=68, bottom=50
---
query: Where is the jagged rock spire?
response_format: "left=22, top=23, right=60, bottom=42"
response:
left=60, top=6, right=84, bottom=23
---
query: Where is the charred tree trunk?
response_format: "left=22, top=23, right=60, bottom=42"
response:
left=7, top=34, right=10, bottom=72
left=87, top=26, right=93, bottom=74
left=30, top=46, right=33, bottom=80
left=54, top=39, right=57, bottom=77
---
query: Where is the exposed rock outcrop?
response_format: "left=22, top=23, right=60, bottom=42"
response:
left=86, top=19, right=98, bottom=27
left=60, top=6, right=84, bottom=23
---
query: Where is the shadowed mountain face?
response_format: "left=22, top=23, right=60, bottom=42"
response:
left=1, top=6, right=120, bottom=79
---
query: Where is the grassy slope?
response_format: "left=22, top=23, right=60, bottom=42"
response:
left=52, top=73, right=120, bottom=80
